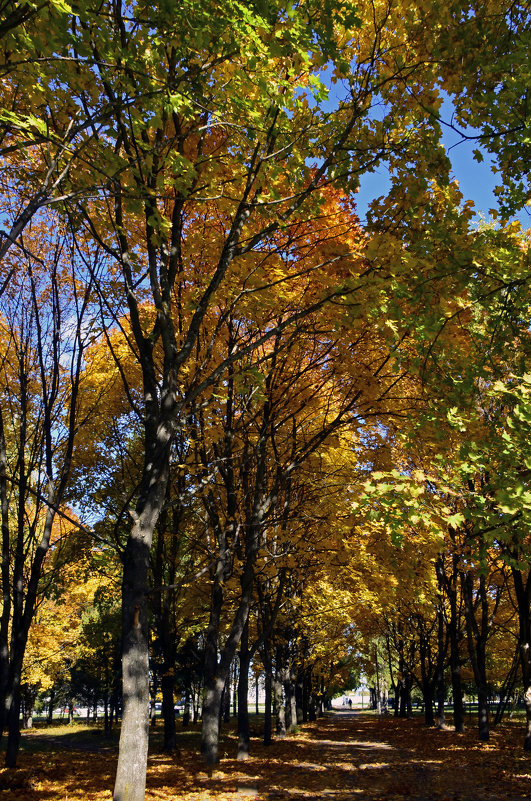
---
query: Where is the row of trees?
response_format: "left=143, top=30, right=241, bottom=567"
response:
left=0, top=1, right=529, bottom=800
left=351, top=218, right=531, bottom=743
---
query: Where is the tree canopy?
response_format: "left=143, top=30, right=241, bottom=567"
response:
left=0, top=1, right=530, bottom=799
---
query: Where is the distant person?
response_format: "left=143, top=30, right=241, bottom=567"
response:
left=348, top=699, right=352, bottom=709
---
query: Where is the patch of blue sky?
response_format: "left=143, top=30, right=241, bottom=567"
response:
left=306, top=65, right=529, bottom=229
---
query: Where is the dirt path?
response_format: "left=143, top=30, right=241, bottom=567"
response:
left=190, top=711, right=531, bottom=801
left=4, top=710, right=531, bottom=800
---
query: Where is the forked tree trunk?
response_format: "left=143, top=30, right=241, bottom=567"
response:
left=463, top=571, right=494, bottom=742
left=200, top=580, right=252, bottom=765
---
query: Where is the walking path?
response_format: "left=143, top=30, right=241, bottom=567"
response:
left=192, top=710, right=531, bottom=801
left=7, top=709, right=531, bottom=800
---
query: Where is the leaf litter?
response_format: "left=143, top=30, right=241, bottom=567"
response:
left=1, top=711, right=531, bottom=800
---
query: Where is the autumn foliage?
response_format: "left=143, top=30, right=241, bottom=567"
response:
left=0, top=0, right=530, bottom=799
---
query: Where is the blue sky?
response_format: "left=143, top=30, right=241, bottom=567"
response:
left=356, top=133, right=530, bottom=229
left=355, top=99, right=530, bottom=230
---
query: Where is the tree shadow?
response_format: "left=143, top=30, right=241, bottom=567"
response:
left=3, top=712, right=530, bottom=800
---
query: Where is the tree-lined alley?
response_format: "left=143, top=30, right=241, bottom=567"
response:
left=0, top=1, right=529, bottom=800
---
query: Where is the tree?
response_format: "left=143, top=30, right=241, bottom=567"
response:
left=0, top=1, right=121, bottom=275
left=3, top=0, right=529, bottom=796
left=353, top=217, right=530, bottom=741
left=0, top=211, right=94, bottom=765
left=22, top=530, right=113, bottom=729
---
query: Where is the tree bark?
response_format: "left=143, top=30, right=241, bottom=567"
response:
left=47, top=687, right=55, bottom=725
left=511, top=567, right=531, bottom=750
left=161, top=672, right=176, bottom=751
left=422, top=681, right=434, bottom=726
left=448, top=554, right=465, bottom=733
left=274, top=660, right=286, bottom=738
left=462, top=570, right=496, bottom=742
left=113, top=482, right=166, bottom=801
left=284, top=668, right=296, bottom=733
left=237, top=621, right=251, bottom=760
left=295, top=672, right=304, bottom=725
left=200, top=567, right=253, bottom=764
left=201, top=677, right=225, bottom=766
left=5, top=686, right=21, bottom=768
left=263, top=650, right=273, bottom=745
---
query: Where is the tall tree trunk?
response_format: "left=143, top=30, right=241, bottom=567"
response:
left=182, top=686, right=191, bottom=728
left=222, top=675, right=231, bottom=724
left=103, top=699, right=110, bottom=735
left=450, top=644, right=464, bottom=732
left=200, top=582, right=252, bottom=764
left=477, top=684, right=489, bottom=742
left=448, top=561, right=465, bottom=733
left=47, top=687, right=55, bottom=725
left=422, top=681, right=434, bottom=726
left=302, top=669, right=310, bottom=723
left=295, top=672, right=304, bottom=725
left=161, top=672, right=176, bottom=751
left=201, top=679, right=225, bottom=765
left=284, top=667, right=296, bottom=733
left=193, top=683, right=201, bottom=724
left=511, top=567, right=531, bottom=750
left=4, top=687, right=20, bottom=768
left=237, top=620, right=251, bottom=760
left=436, top=612, right=446, bottom=728
left=418, top=618, right=436, bottom=727
left=444, top=539, right=465, bottom=733
left=273, top=657, right=286, bottom=738
left=113, top=477, right=166, bottom=801
left=434, top=558, right=447, bottom=727
left=462, top=571, right=495, bottom=742
left=233, top=661, right=238, bottom=718
left=0, top=407, right=10, bottom=742
left=263, top=649, right=273, bottom=745
left=200, top=560, right=226, bottom=765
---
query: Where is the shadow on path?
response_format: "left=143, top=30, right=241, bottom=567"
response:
left=191, top=710, right=530, bottom=801
left=5, top=711, right=531, bottom=800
